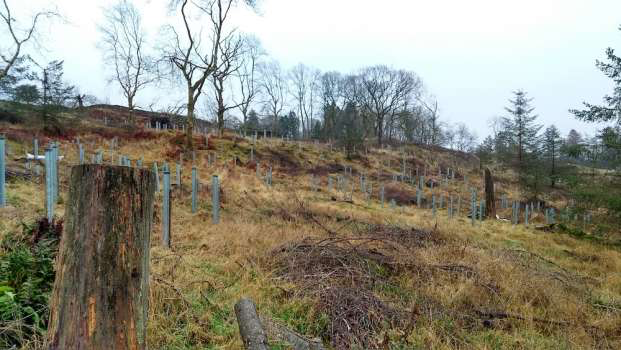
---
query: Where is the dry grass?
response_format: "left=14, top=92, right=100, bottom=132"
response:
left=1, top=119, right=620, bottom=349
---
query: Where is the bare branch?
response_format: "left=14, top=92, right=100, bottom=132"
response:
left=0, top=0, right=59, bottom=80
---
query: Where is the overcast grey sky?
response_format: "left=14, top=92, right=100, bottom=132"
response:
left=8, top=0, right=621, bottom=139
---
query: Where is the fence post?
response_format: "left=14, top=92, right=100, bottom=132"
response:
left=212, top=175, right=220, bottom=224
left=525, top=205, right=529, bottom=226
left=46, top=164, right=155, bottom=350
left=162, top=165, right=171, bottom=248
left=176, top=163, right=181, bottom=188
left=380, top=184, right=385, bottom=207
left=0, top=135, right=5, bottom=208
left=192, top=166, right=197, bottom=213
left=432, top=195, right=436, bottom=218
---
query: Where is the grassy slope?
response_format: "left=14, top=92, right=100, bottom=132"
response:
left=1, top=114, right=620, bottom=349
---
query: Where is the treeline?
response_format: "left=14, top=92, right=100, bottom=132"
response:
left=239, top=63, right=477, bottom=150
left=0, top=0, right=480, bottom=152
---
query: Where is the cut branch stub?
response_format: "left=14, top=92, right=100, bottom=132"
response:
left=46, top=164, right=156, bottom=350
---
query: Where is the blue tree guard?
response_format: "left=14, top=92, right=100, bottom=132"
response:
left=191, top=166, right=197, bottom=213
left=212, top=175, right=220, bottom=224
left=45, top=148, right=54, bottom=221
left=0, top=135, right=5, bottom=208
left=162, top=165, right=171, bottom=248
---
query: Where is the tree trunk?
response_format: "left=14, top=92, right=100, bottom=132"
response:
left=128, top=96, right=135, bottom=128
left=484, top=167, right=496, bottom=219
left=377, top=115, right=384, bottom=146
left=186, top=90, right=195, bottom=151
left=217, top=108, right=225, bottom=136
left=46, top=165, right=156, bottom=350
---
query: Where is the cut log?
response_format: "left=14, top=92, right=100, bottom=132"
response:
left=6, top=167, right=31, bottom=180
left=484, top=168, right=496, bottom=219
left=235, top=298, right=269, bottom=350
left=46, top=164, right=156, bottom=350
left=259, top=315, right=326, bottom=350
left=535, top=224, right=556, bottom=232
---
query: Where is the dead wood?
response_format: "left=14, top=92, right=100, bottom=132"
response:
left=235, top=298, right=269, bottom=350
left=259, top=315, right=326, bottom=350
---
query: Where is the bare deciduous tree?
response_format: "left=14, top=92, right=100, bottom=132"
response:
left=235, top=35, right=263, bottom=134
left=0, top=0, right=58, bottom=80
left=356, top=66, right=421, bottom=146
left=99, top=0, right=155, bottom=127
left=162, top=0, right=253, bottom=148
left=417, top=95, right=440, bottom=145
left=289, top=63, right=321, bottom=138
left=258, top=60, right=287, bottom=134
left=211, top=32, right=244, bottom=134
left=454, top=122, right=478, bottom=152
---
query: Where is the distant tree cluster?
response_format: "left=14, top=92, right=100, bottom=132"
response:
left=477, top=88, right=621, bottom=199
left=239, top=63, right=479, bottom=152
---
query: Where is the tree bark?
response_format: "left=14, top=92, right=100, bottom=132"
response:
left=484, top=167, right=496, bottom=219
left=46, top=164, right=156, bottom=350
left=235, top=298, right=269, bottom=350
left=186, top=89, right=195, bottom=150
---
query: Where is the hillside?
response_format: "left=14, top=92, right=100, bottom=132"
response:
left=1, top=109, right=620, bottom=349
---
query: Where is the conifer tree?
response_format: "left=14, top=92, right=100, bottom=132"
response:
left=571, top=26, right=621, bottom=124
left=503, top=90, right=542, bottom=168
left=543, top=125, right=562, bottom=187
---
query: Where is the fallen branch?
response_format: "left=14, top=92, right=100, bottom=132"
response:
left=475, top=310, right=603, bottom=330
left=259, top=314, right=326, bottom=350
left=475, top=310, right=569, bottom=327
left=535, top=224, right=556, bottom=232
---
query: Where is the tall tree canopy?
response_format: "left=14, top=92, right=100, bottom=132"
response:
left=571, top=26, right=621, bottom=125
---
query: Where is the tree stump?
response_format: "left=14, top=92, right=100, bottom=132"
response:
left=484, top=167, right=496, bottom=219
left=46, top=165, right=156, bottom=350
